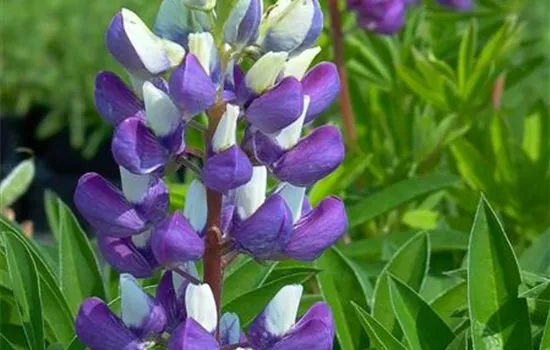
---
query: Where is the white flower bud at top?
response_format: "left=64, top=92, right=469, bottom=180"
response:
left=245, top=52, right=288, bottom=94
left=284, top=46, right=321, bottom=80
left=183, top=0, right=216, bottom=11
left=264, top=284, right=303, bottom=336
left=188, top=32, right=217, bottom=76
left=143, top=81, right=181, bottom=137
left=185, top=283, right=218, bottom=333
left=258, top=0, right=323, bottom=56
left=212, top=104, right=239, bottom=153
left=234, top=166, right=267, bottom=219
left=120, top=166, right=150, bottom=204
left=274, top=96, right=310, bottom=150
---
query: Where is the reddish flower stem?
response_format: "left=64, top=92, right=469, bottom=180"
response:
left=328, top=0, right=357, bottom=146
left=203, top=102, right=226, bottom=337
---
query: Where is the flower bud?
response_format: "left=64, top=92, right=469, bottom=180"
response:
left=183, top=0, right=216, bottom=11
left=259, top=0, right=323, bottom=56
left=154, top=0, right=210, bottom=47
left=224, top=0, right=262, bottom=49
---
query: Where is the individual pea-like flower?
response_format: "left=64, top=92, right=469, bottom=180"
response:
left=437, top=0, right=474, bottom=11
left=74, top=167, right=168, bottom=277
left=258, top=0, right=323, bottom=57
left=223, top=0, right=262, bottom=49
left=75, top=274, right=167, bottom=350
left=202, top=104, right=253, bottom=193
left=347, top=0, right=407, bottom=35
left=106, top=8, right=186, bottom=81
left=248, top=285, right=335, bottom=349
left=112, top=81, right=186, bottom=175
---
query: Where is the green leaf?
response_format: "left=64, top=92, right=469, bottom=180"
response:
left=541, top=309, right=550, bottom=350
left=450, top=138, right=498, bottom=195
left=372, top=232, right=430, bottom=336
left=0, top=159, right=35, bottom=208
left=443, top=332, right=467, bottom=350
left=388, top=276, right=454, bottom=350
left=468, top=197, right=532, bottom=349
left=457, top=20, right=477, bottom=96
left=223, top=272, right=314, bottom=327
left=3, top=231, right=44, bottom=350
left=316, top=247, right=371, bottom=350
left=430, top=281, right=467, bottom=329
left=57, top=197, right=106, bottom=313
left=348, top=174, right=458, bottom=228
left=402, top=209, right=439, bottom=230
left=0, top=217, right=74, bottom=346
left=520, top=227, right=550, bottom=274
left=352, top=302, right=406, bottom=350
left=43, top=190, right=61, bottom=242
left=222, top=256, right=276, bottom=306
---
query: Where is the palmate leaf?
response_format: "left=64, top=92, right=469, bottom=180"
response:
left=347, top=174, right=459, bottom=228
left=372, top=232, right=430, bottom=337
left=0, top=217, right=74, bottom=347
left=467, top=197, right=532, bottom=349
left=352, top=302, right=406, bottom=350
left=388, top=276, right=454, bottom=350
left=3, top=231, right=44, bottom=350
left=316, top=247, right=371, bottom=350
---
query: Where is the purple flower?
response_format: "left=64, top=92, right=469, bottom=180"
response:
left=74, top=167, right=168, bottom=276
left=349, top=0, right=407, bottom=35
left=75, top=274, right=166, bottom=350
left=223, top=0, right=262, bottom=49
left=248, top=285, right=335, bottom=349
left=112, top=81, right=185, bottom=174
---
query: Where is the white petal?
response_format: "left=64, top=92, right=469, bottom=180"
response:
left=183, top=180, right=207, bottom=232
left=143, top=81, right=181, bottom=137
left=264, top=284, right=303, bottom=336
left=234, top=166, right=267, bottom=219
left=212, top=104, right=239, bottom=152
left=273, top=96, right=310, bottom=150
left=122, top=8, right=170, bottom=75
left=120, top=274, right=152, bottom=328
left=188, top=32, right=216, bottom=76
left=120, top=166, right=150, bottom=204
left=160, top=39, right=186, bottom=68
left=245, top=52, right=288, bottom=94
left=131, top=229, right=152, bottom=249
left=284, top=46, right=321, bottom=80
left=276, top=183, right=305, bottom=224
left=185, top=283, right=218, bottom=332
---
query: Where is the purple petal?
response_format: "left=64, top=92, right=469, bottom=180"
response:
left=202, top=145, right=253, bottom=193
left=231, top=194, right=292, bottom=260
left=75, top=297, right=143, bottom=350
left=292, top=0, right=324, bottom=55
left=151, top=213, right=205, bottom=268
left=224, top=0, right=261, bottom=48
left=285, top=196, right=347, bottom=261
left=169, top=54, right=217, bottom=118
left=271, top=303, right=335, bottom=350
left=112, top=117, right=170, bottom=174
left=97, top=235, right=156, bottom=278
left=95, top=71, right=145, bottom=125
left=135, top=177, right=169, bottom=224
left=273, top=126, right=345, bottom=186
left=74, top=173, right=146, bottom=237
left=168, top=318, right=219, bottom=350
left=106, top=10, right=170, bottom=76
left=302, top=63, right=340, bottom=123
left=156, top=271, right=189, bottom=332
left=357, top=0, right=405, bottom=35
left=246, top=77, right=304, bottom=134
left=251, top=128, right=285, bottom=165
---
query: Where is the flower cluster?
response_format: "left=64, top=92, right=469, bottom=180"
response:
left=73, top=0, right=346, bottom=348
left=348, top=0, right=474, bottom=35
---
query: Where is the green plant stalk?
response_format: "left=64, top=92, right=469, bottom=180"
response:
left=328, top=0, right=358, bottom=147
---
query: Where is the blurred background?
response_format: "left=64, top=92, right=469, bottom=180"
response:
left=0, top=0, right=548, bottom=251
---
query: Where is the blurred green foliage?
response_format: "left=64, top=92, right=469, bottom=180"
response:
left=0, top=0, right=157, bottom=156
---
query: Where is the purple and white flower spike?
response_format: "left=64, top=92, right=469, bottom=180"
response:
left=248, top=285, right=335, bottom=349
